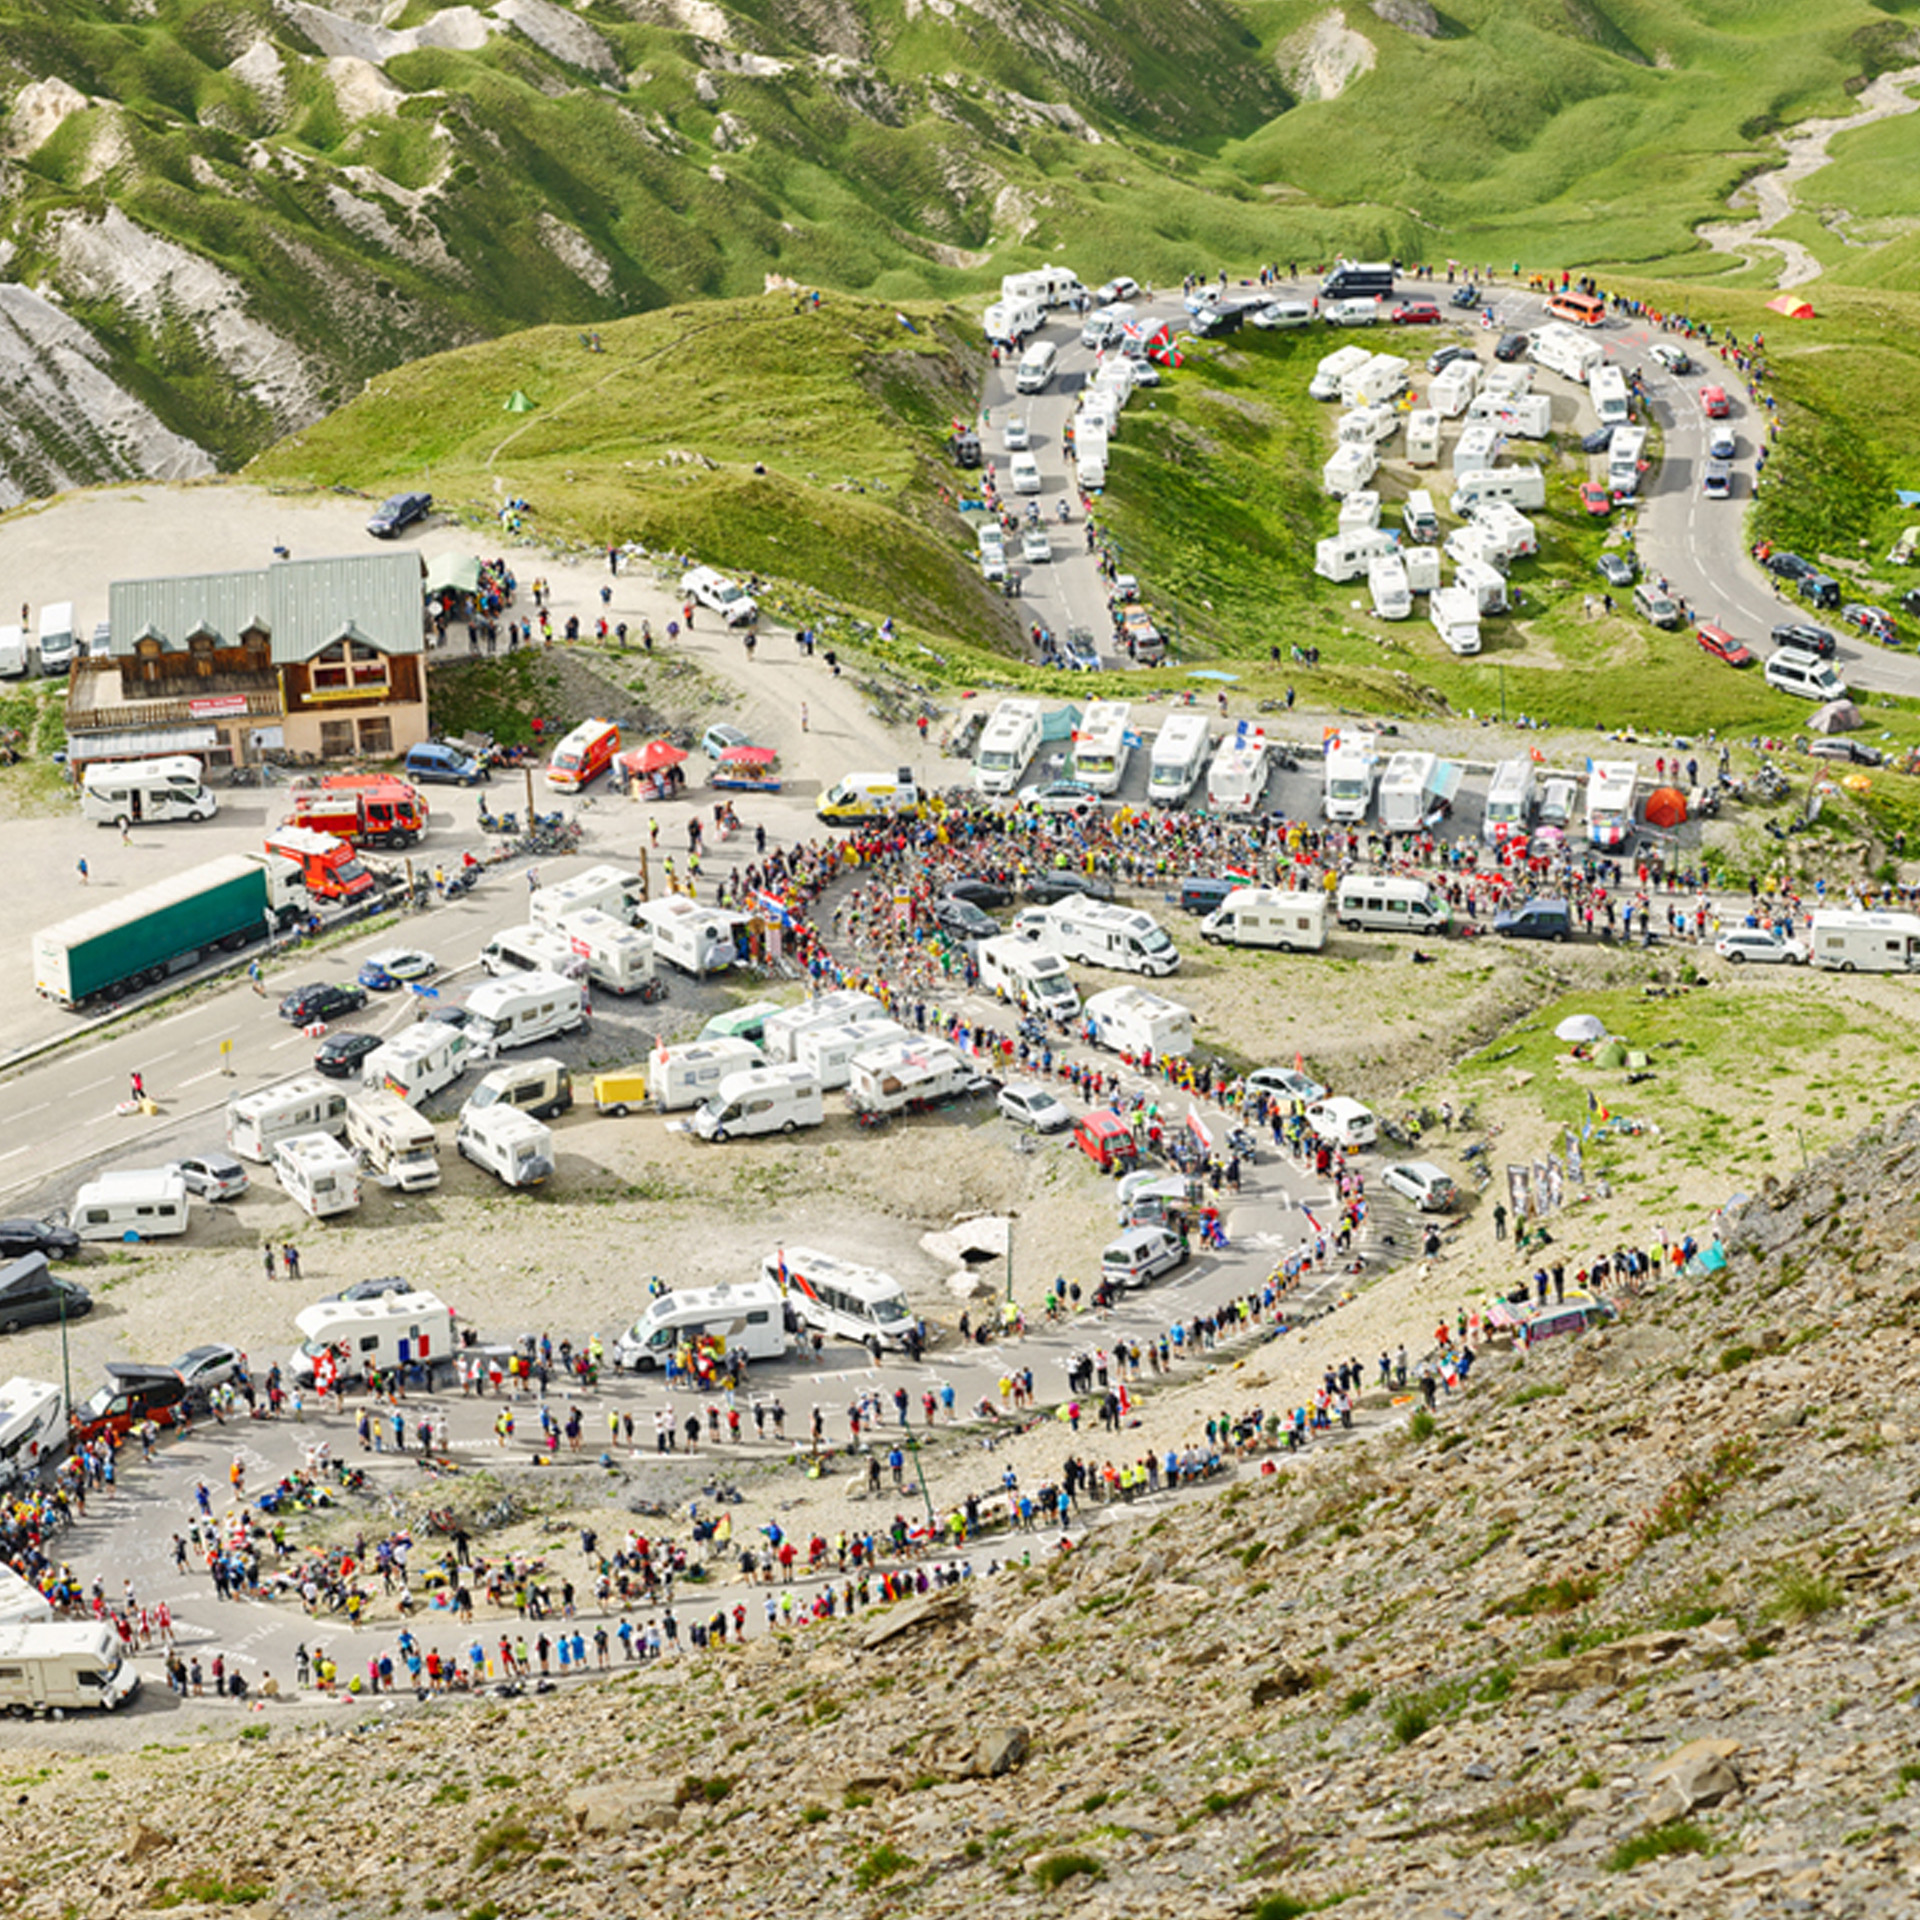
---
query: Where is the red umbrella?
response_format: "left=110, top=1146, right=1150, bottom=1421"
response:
left=719, top=744, right=777, bottom=765
left=624, top=738, right=687, bottom=774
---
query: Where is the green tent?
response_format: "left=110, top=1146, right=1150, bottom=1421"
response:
left=1040, top=705, right=1082, bottom=743
left=425, top=553, right=482, bottom=596
left=1596, top=1038, right=1629, bottom=1070
left=503, top=390, right=536, bottom=413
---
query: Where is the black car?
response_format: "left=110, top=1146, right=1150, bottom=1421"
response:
left=1190, top=303, right=1249, bottom=338
left=314, top=1031, right=383, bottom=1077
left=1771, top=622, right=1837, bottom=659
left=367, top=491, right=431, bottom=539
left=1177, top=876, right=1240, bottom=915
left=934, top=898, right=999, bottom=943
left=1581, top=425, right=1614, bottom=455
left=1797, top=572, right=1841, bottom=611
left=1904, top=587, right=1920, bottom=620
left=0, top=1253, right=93, bottom=1336
left=0, top=1217, right=81, bottom=1263
left=1450, top=285, right=1480, bottom=309
left=1763, top=550, right=1811, bottom=582
left=1427, top=344, right=1476, bottom=376
left=948, top=430, right=982, bottom=470
left=943, top=878, right=1014, bottom=911
left=1494, top=331, right=1528, bottom=362
left=1024, top=870, right=1117, bottom=904
left=329, top=1276, right=417, bottom=1303
left=280, top=981, right=370, bottom=1024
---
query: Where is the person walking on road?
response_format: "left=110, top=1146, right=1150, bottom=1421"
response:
left=77, top=858, right=88, bottom=885
left=800, top=702, right=809, bottom=734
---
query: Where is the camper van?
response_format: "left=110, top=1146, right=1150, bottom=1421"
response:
left=1376, top=751, right=1461, bottom=832
left=272, top=1133, right=361, bottom=1221
left=1765, top=651, right=1847, bottom=702
left=761, top=989, right=884, bottom=1063
left=464, top=971, right=585, bottom=1052
left=634, top=897, right=739, bottom=975
left=1530, top=321, right=1604, bottom=385
left=1585, top=760, right=1639, bottom=850
left=613, top=1280, right=789, bottom=1372
left=766, top=1247, right=915, bottom=1352
left=1071, top=701, right=1133, bottom=796
left=34, top=603, right=76, bottom=678
left=845, top=1038, right=980, bottom=1117
left=1456, top=558, right=1510, bottom=616
left=226, top=1075, right=349, bottom=1162
left=1608, top=425, right=1649, bottom=494
left=794, top=1017, right=909, bottom=1092
left=978, top=934, right=1081, bottom=1021
left=1199, top=887, right=1327, bottom=952
left=1323, top=443, right=1378, bottom=497
left=1429, top=357, right=1482, bottom=418
left=649, top=1037, right=768, bottom=1111
left=1148, top=712, right=1212, bottom=804
left=1402, top=490, right=1440, bottom=542
left=1029, top=898, right=1180, bottom=977
left=0, top=1378, right=66, bottom=1490
left=1451, top=423, right=1499, bottom=475
left=1323, top=732, right=1382, bottom=824
left=1335, top=873, right=1451, bottom=934
left=80, top=757, right=218, bottom=828
left=455, top=1107, right=554, bottom=1188
left=1429, top=586, right=1482, bottom=655
left=1469, top=391, right=1553, bottom=439
left=1339, top=353, right=1409, bottom=408
left=1808, top=909, right=1920, bottom=974
left=1083, top=985, right=1193, bottom=1059
left=1589, top=364, right=1631, bottom=428
left=1080, top=302, right=1135, bottom=349
left=463, top=1056, right=573, bottom=1122
left=699, top=1001, right=781, bottom=1049
left=1369, top=554, right=1413, bottom=621
left=527, top=864, right=644, bottom=931
left=1450, top=466, right=1546, bottom=514
left=550, top=909, right=655, bottom=995
left=1015, top=339, right=1059, bottom=394
left=817, top=769, right=920, bottom=825
left=1309, top=345, right=1372, bottom=401
left=344, top=1092, right=440, bottom=1192
left=1482, top=758, right=1536, bottom=845
left=71, top=1169, right=190, bottom=1242
left=479, top=923, right=577, bottom=979
left=1405, top=409, right=1441, bottom=466
left=1403, top=545, right=1442, bottom=593
left=1206, top=735, right=1271, bottom=816
left=0, top=1623, right=139, bottom=1714
left=362, top=1021, right=474, bottom=1106
left=545, top=717, right=620, bottom=791
left=1314, top=530, right=1398, bottom=585
left=291, top=1290, right=454, bottom=1387
left=691, top=1064, right=825, bottom=1142
left=975, top=697, right=1045, bottom=796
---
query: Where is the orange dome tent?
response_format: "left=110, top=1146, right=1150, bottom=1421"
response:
left=1644, top=786, right=1688, bottom=829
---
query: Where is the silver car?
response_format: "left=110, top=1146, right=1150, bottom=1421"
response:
left=168, top=1154, right=250, bottom=1202
left=1715, top=929, right=1807, bottom=966
left=998, top=1084, right=1071, bottom=1133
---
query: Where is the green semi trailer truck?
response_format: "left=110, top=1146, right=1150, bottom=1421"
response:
left=33, top=853, right=301, bottom=1009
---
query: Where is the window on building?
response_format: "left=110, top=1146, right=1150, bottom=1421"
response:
left=357, top=717, right=393, bottom=756
left=320, top=720, right=355, bottom=758
left=309, top=638, right=391, bottom=699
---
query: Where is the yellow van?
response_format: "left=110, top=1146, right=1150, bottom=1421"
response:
left=591, top=1069, right=649, bottom=1117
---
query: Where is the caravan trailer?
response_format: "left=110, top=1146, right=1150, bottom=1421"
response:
left=226, top=1076, right=349, bottom=1163
left=760, top=990, right=884, bottom=1063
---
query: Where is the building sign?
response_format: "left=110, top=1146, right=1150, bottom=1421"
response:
left=189, top=695, right=250, bottom=718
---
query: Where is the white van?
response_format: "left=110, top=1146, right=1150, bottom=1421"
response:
left=1083, top=985, right=1192, bottom=1058
left=1148, top=712, right=1212, bottom=804
left=479, top=923, right=577, bottom=979
left=1404, top=409, right=1441, bottom=466
left=1206, top=735, right=1271, bottom=815
left=455, top=1106, right=554, bottom=1188
left=465, top=971, right=585, bottom=1052
left=226, top=1075, right=350, bottom=1163
left=794, top=1017, right=909, bottom=1092
left=1305, top=1095, right=1378, bottom=1149
left=635, top=897, right=739, bottom=975
left=1482, top=758, right=1536, bottom=845
left=272, top=1132, right=362, bottom=1220
left=1450, top=466, right=1547, bottom=514
left=1071, top=700, right=1133, bottom=795
left=34, top=603, right=76, bottom=678
left=974, top=698, right=1045, bottom=796
left=766, top=1247, right=916, bottom=1351
left=0, top=626, right=27, bottom=677
left=1199, top=887, right=1327, bottom=952
left=614, top=1279, right=789, bottom=1372
left=649, top=1037, right=767, bottom=1111
left=80, top=756, right=218, bottom=828
left=291, top=1290, right=454, bottom=1387
left=978, top=934, right=1081, bottom=1021
left=1765, top=651, right=1847, bottom=702
left=463, top=1056, right=572, bottom=1122
left=344, top=1092, right=440, bottom=1192
left=0, top=1623, right=139, bottom=1713
left=361, top=1021, right=474, bottom=1106
left=527, top=864, right=643, bottom=931
left=551, top=909, right=655, bottom=995
left=691, top=1064, right=825, bottom=1142
left=1015, top=340, right=1059, bottom=394
left=1402, top=489, right=1439, bottom=541
left=761, top=989, right=884, bottom=1063
left=71, top=1168, right=190, bottom=1242
left=817, top=769, right=921, bottom=825
left=1334, top=872, right=1451, bottom=934
left=1031, top=898, right=1179, bottom=977
left=1008, top=451, right=1042, bottom=494
left=1808, top=909, right=1920, bottom=973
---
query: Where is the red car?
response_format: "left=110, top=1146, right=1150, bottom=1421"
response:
left=1696, top=624, right=1754, bottom=668
left=1701, top=385, right=1730, bottom=419
left=1579, top=482, right=1612, bottom=516
left=1391, top=304, right=1441, bottom=325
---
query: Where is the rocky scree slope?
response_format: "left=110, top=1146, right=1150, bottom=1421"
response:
left=6, top=1108, right=1920, bottom=1915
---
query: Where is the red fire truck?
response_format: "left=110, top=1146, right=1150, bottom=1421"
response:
left=263, top=826, right=379, bottom=903
left=284, top=774, right=428, bottom=848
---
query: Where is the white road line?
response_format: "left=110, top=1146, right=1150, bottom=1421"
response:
left=0, top=1144, right=30, bottom=1161
left=178, top=1068, right=223, bottom=1088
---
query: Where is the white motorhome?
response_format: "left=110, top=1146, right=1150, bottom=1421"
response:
left=550, top=908, right=655, bottom=994
left=1199, top=886, right=1328, bottom=952
left=291, top=1290, right=454, bottom=1386
left=1482, top=758, right=1537, bottom=845
left=1148, top=712, right=1212, bottom=804
left=1586, top=760, right=1639, bottom=850
left=226, top=1074, right=349, bottom=1162
left=1322, top=732, right=1382, bottom=824
left=456, top=1105, right=555, bottom=1187
left=1336, top=405, right=1399, bottom=450
left=1337, top=489, right=1382, bottom=532
left=1468, top=391, right=1553, bottom=439
left=1451, top=466, right=1546, bottom=514
left=1530, top=321, right=1604, bottom=385
left=1072, top=700, right=1133, bottom=796
left=527, top=864, right=643, bottom=930
left=649, top=1037, right=768, bottom=1111
left=464, top=971, right=585, bottom=1052
left=1445, top=523, right=1503, bottom=573
left=1405, top=408, right=1441, bottom=466
left=1309, top=345, right=1371, bottom=401
left=635, top=897, right=739, bottom=976
left=1429, top=586, right=1482, bottom=655
left=479, top=922, right=577, bottom=979
left=1334, top=872, right=1451, bottom=934
left=272, top=1132, right=362, bottom=1220
left=794, top=1017, right=909, bottom=1092
left=1452, top=423, right=1500, bottom=475
left=691, top=1064, right=825, bottom=1142
left=0, top=1378, right=66, bottom=1490
left=1030, top=898, right=1180, bottom=976
left=1015, top=339, right=1060, bottom=394
left=978, top=933, right=1081, bottom=1021
left=463, top=1056, right=572, bottom=1122
left=1456, top=557, right=1511, bottom=615
left=1483, top=362, right=1533, bottom=400
left=1403, top=545, right=1442, bottom=593
left=760, top=989, right=884, bottom=1063
left=984, top=295, right=1043, bottom=343
left=1339, top=353, right=1410, bottom=408
left=1429, top=357, right=1482, bottom=418
left=1402, top=489, right=1440, bottom=541
left=345, top=1091, right=440, bottom=1192
left=1377, top=751, right=1463, bottom=832
left=1323, top=443, right=1378, bottom=497
left=1808, top=909, right=1920, bottom=973
left=614, top=1279, right=789, bottom=1372
left=1472, top=499, right=1538, bottom=560
left=1314, top=530, right=1398, bottom=584
left=362, top=1021, right=474, bottom=1106
left=72, top=1169, right=189, bottom=1242
left=845, top=1037, right=980, bottom=1116
left=974, top=698, right=1045, bottom=796
left=1083, top=985, right=1193, bottom=1058
left=1001, top=264, right=1082, bottom=308
left=0, top=1623, right=139, bottom=1713
left=1590, top=364, right=1631, bottom=427
left=1075, top=435, right=1109, bottom=490
left=80, top=756, right=218, bottom=827
left=1369, top=554, right=1412, bottom=621
left=766, top=1246, right=916, bottom=1351
left=1206, top=735, right=1271, bottom=816
left=1608, top=424, right=1649, bottom=493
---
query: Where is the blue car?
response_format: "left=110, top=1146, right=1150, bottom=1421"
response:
left=358, top=959, right=400, bottom=993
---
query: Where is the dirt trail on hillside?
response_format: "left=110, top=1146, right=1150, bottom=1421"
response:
left=1698, top=64, right=1920, bottom=288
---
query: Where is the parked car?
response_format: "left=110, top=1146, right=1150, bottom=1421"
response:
left=680, top=566, right=759, bottom=628
left=1247, top=1066, right=1325, bottom=1105
left=1579, top=482, right=1612, bottom=517
left=1841, top=603, right=1897, bottom=646
left=359, top=946, right=436, bottom=987
left=1017, top=779, right=1102, bottom=815
left=1715, top=928, right=1808, bottom=965
left=367, top=491, right=430, bottom=538
left=998, top=1084, right=1072, bottom=1133
left=1595, top=553, right=1635, bottom=589
left=700, top=723, right=754, bottom=761
left=0, top=1218, right=81, bottom=1263
left=934, top=897, right=998, bottom=943
left=1023, top=870, right=1117, bottom=904
left=1805, top=738, right=1884, bottom=767
left=1649, top=342, right=1694, bottom=375
left=1061, top=627, right=1102, bottom=672
left=1427, top=344, right=1476, bottom=375
left=167, top=1155, right=249, bottom=1202
left=1493, top=330, right=1528, bottom=361
left=1391, top=303, right=1441, bottom=325
left=69, top=1364, right=180, bottom=1441
left=1771, top=622, right=1836, bottom=659
left=1250, top=301, right=1314, bottom=331
left=1580, top=426, right=1614, bottom=455
left=0, top=1256, right=92, bottom=1335
left=1382, top=1162, right=1457, bottom=1210
left=1094, top=277, right=1141, bottom=304
left=943, top=878, right=1014, bottom=910
left=279, top=982, right=368, bottom=1025
left=1797, top=572, right=1841, bottom=611
left=1904, top=587, right=1920, bottom=620
left=1696, top=625, right=1754, bottom=669
left=1537, top=777, right=1578, bottom=828
left=1762, top=550, right=1812, bottom=582
left=171, top=1343, right=248, bottom=1392
left=313, top=1031, right=383, bottom=1077
left=402, top=741, right=487, bottom=787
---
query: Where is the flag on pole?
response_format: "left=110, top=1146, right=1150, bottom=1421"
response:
left=753, top=890, right=796, bottom=929
left=1301, top=1203, right=1322, bottom=1233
